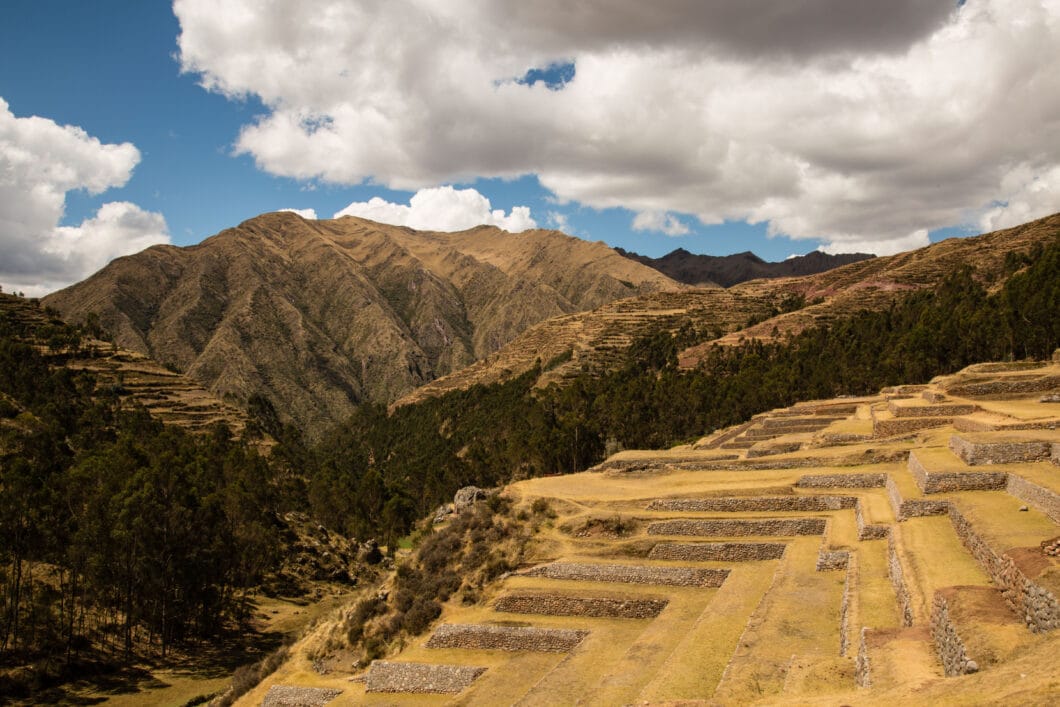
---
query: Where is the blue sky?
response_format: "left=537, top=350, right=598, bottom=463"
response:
left=1, top=1, right=1057, bottom=295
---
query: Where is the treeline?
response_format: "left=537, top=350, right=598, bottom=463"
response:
left=302, top=235, right=1059, bottom=538
left=0, top=310, right=281, bottom=683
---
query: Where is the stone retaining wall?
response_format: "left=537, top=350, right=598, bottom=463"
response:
left=947, top=506, right=1060, bottom=633
left=888, top=402, right=977, bottom=418
left=262, top=686, right=342, bottom=706
left=874, top=416, right=953, bottom=437
left=885, top=477, right=950, bottom=521
left=762, top=416, right=842, bottom=429
left=365, top=661, right=486, bottom=694
left=1006, top=475, right=1060, bottom=523
left=426, top=624, right=588, bottom=653
left=855, top=501, right=890, bottom=540
left=493, top=593, right=668, bottom=618
left=816, top=548, right=850, bottom=572
left=945, top=374, right=1060, bottom=398
left=930, top=593, right=975, bottom=677
left=949, top=434, right=1051, bottom=465
left=747, top=442, right=803, bottom=458
left=522, top=561, right=729, bottom=587
left=648, top=541, right=786, bottom=561
left=646, top=496, right=855, bottom=512
left=908, top=451, right=1008, bottom=493
left=647, top=518, right=826, bottom=537
left=887, top=534, right=914, bottom=627
left=839, top=559, right=856, bottom=656
left=855, top=627, right=872, bottom=688
left=796, top=473, right=887, bottom=488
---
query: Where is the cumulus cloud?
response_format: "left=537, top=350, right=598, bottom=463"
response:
left=279, top=207, right=318, bottom=219
left=0, top=98, right=169, bottom=296
left=632, top=211, right=690, bottom=237
left=334, top=186, right=536, bottom=232
left=175, top=0, right=1060, bottom=255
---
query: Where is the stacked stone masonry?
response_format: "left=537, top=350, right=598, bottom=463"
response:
left=262, top=686, right=342, bottom=706
left=646, top=496, right=855, bottom=512
left=931, top=593, right=976, bottom=676
left=947, top=506, right=1060, bottom=633
left=797, top=473, right=887, bottom=488
left=494, top=593, right=668, bottom=618
left=887, top=534, right=915, bottom=627
left=839, top=559, right=856, bottom=656
left=886, top=477, right=950, bottom=521
left=855, top=500, right=891, bottom=540
left=874, top=416, right=954, bottom=437
left=908, top=451, right=1008, bottom=493
left=945, top=374, right=1060, bottom=398
left=887, top=402, right=977, bottom=417
left=949, top=434, right=1051, bottom=465
left=816, top=548, right=850, bottom=572
left=1005, top=475, right=1060, bottom=523
left=365, top=662, right=487, bottom=694
left=522, top=561, right=729, bottom=587
left=648, top=541, right=787, bottom=561
left=647, top=518, right=826, bottom=537
left=426, top=624, right=588, bottom=653
left=855, top=627, right=872, bottom=688
left=747, top=443, right=803, bottom=458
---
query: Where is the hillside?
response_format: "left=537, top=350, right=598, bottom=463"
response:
left=42, top=212, right=680, bottom=433
left=0, top=293, right=251, bottom=436
left=617, top=246, right=874, bottom=287
left=246, top=358, right=1060, bottom=704
left=400, top=212, right=1060, bottom=405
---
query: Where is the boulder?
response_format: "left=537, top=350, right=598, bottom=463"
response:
left=454, top=486, right=486, bottom=511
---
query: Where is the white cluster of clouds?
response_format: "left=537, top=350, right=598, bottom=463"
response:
left=0, top=98, right=169, bottom=296
left=334, top=186, right=536, bottom=232
left=175, top=0, right=1060, bottom=254
left=632, top=211, right=689, bottom=237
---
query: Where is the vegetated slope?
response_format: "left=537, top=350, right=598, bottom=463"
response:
left=0, top=293, right=250, bottom=436
left=42, top=212, right=680, bottom=433
left=310, top=229, right=1059, bottom=543
left=400, top=212, right=1060, bottom=405
left=617, top=246, right=874, bottom=287
left=252, top=361, right=1060, bottom=704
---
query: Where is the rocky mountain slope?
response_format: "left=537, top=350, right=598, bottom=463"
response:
left=617, top=247, right=874, bottom=287
left=43, top=212, right=680, bottom=433
left=400, top=213, right=1060, bottom=404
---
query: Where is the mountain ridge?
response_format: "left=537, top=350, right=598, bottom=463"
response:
left=617, top=246, right=875, bottom=287
left=42, top=212, right=681, bottom=433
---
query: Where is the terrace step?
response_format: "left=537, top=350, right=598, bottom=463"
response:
left=908, top=448, right=1008, bottom=494
left=949, top=431, right=1057, bottom=465
left=493, top=592, right=668, bottom=618
left=647, top=496, right=856, bottom=512
left=520, top=561, right=729, bottom=587
left=364, top=661, right=486, bottom=694
left=648, top=541, right=787, bottom=561
left=648, top=517, right=826, bottom=537
left=426, top=624, right=588, bottom=652
left=931, top=586, right=1034, bottom=677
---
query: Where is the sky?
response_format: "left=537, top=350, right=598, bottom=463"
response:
left=1, top=1, right=1059, bottom=296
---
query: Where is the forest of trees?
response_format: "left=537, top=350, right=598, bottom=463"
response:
left=1, top=234, right=1056, bottom=687
left=0, top=312, right=281, bottom=693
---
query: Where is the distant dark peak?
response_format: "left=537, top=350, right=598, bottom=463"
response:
left=618, top=246, right=874, bottom=287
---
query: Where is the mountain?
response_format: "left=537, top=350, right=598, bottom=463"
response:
left=42, top=212, right=680, bottom=433
left=617, top=246, right=875, bottom=287
left=399, top=212, right=1060, bottom=404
